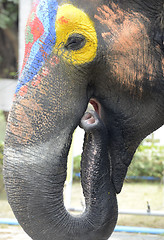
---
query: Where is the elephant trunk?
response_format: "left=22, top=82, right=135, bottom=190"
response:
left=4, top=110, right=117, bottom=240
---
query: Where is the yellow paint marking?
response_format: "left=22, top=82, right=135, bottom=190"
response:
left=55, top=4, right=98, bottom=64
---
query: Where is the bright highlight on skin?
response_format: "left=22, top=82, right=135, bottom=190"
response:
left=55, top=4, right=98, bottom=65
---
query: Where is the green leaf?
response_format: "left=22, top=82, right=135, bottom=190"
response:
left=0, top=9, right=10, bottom=28
left=7, top=0, right=18, bottom=4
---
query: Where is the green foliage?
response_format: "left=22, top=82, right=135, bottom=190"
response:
left=0, top=0, right=18, bottom=29
left=0, top=142, right=3, bottom=165
left=0, top=142, right=4, bottom=191
left=127, top=145, right=164, bottom=179
left=73, top=155, right=81, bottom=181
left=8, top=0, right=19, bottom=3
left=0, top=111, right=5, bottom=121
left=0, top=111, right=6, bottom=142
left=73, top=138, right=164, bottom=181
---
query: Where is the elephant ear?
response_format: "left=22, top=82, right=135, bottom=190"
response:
left=153, top=4, right=164, bottom=51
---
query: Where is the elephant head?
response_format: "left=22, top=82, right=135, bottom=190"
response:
left=4, top=0, right=164, bottom=239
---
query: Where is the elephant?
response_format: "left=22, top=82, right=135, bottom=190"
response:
left=3, top=0, right=164, bottom=239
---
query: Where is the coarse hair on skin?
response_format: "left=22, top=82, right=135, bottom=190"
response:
left=133, top=0, right=164, bottom=52
left=112, top=0, right=164, bottom=50
left=153, top=2, right=164, bottom=52
left=125, top=0, right=164, bottom=52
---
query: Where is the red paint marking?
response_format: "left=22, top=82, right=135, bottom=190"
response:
left=42, top=67, right=49, bottom=76
left=39, top=39, right=48, bottom=61
left=49, top=58, right=56, bottom=66
left=31, top=75, right=42, bottom=87
left=32, top=79, right=41, bottom=87
left=39, top=39, right=46, bottom=45
left=31, top=17, right=44, bottom=42
left=49, top=56, right=60, bottom=66
left=33, top=0, right=39, bottom=7
left=162, top=58, right=164, bottom=77
left=58, top=16, right=69, bottom=24
left=19, top=85, right=28, bottom=97
left=20, top=5, right=44, bottom=75
left=21, top=44, right=32, bottom=75
left=55, top=56, right=60, bottom=64
left=40, top=46, right=48, bottom=61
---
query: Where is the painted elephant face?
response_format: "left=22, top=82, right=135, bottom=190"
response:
left=4, top=0, right=164, bottom=240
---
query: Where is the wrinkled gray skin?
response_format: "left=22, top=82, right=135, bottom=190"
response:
left=3, top=0, right=164, bottom=240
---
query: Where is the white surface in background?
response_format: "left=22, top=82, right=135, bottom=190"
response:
left=19, top=0, right=33, bottom=70
left=153, top=125, right=164, bottom=145
left=73, top=127, right=84, bottom=157
left=0, top=79, right=17, bottom=111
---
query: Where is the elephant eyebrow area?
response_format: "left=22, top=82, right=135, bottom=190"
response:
left=54, top=4, right=98, bottom=65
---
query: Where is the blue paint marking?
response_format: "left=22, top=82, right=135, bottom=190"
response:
left=126, top=176, right=160, bottom=181
left=114, top=226, right=164, bottom=235
left=0, top=218, right=19, bottom=226
left=16, top=0, right=58, bottom=94
left=1, top=219, right=164, bottom=235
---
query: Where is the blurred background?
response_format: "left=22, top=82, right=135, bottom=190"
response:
left=0, top=0, right=164, bottom=238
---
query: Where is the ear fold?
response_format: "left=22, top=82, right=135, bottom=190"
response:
left=154, top=31, right=164, bottom=50
left=153, top=5, right=164, bottom=51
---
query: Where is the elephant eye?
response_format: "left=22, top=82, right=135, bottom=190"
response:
left=65, top=34, right=86, bottom=51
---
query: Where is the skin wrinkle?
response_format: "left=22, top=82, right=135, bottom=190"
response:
left=9, top=46, right=62, bottom=144
left=8, top=64, right=52, bottom=144
left=95, top=3, right=160, bottom=94
left=8, top=96, right=42, bottom=144
left=8, top=105, right=33, bottom=144
left=8, top=53, right=79, bottom=146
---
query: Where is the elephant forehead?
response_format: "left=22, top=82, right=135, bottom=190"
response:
left=54, top=4, right=98, bottom=65
left=16, top=0, right=58, bottom=95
